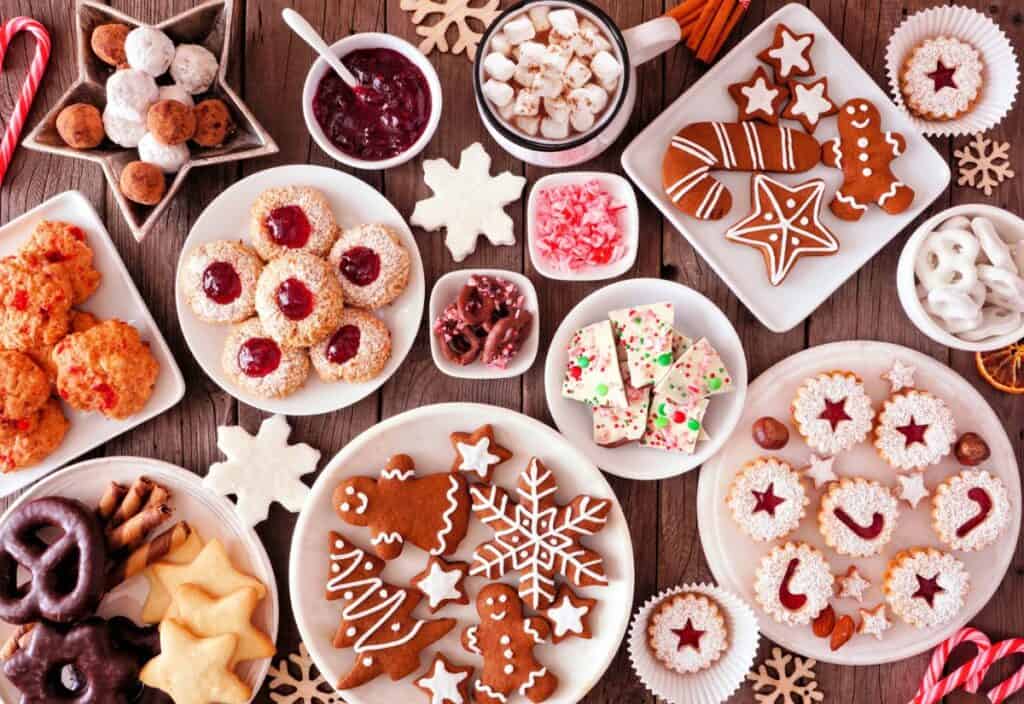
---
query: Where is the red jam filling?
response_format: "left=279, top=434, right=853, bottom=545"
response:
left=912, top=574, right=945, bottom=607
left=751, top=482, right=786, bottom=517
left=202, top=261, right=242, bottom=304
left=779, top=558, right=807, bottom=611
left=818, top=398, right=851, bottom=431
left=672, top=618, right=705, bottom=651
left=956, top=487, right=993, bottom=538
left=238, top=338, right=281, bottom=378
left=339, top=246, right=381, bottom=286
left=833, top=507, right=884, bottom=539
left=44, top=249, right=68, bottom=263
left=926, top=60, right=958, bottom=92
left=896, top=416, right=929, bottom=446
left=312, top=48, right=431, bottom=162
left=12, top=290, right=28, bottom=311
left=326, top=324, right=361, bottom=365
left=276, top=278, right=314, bottom=321
left=265, top=205, right=311, bottom=249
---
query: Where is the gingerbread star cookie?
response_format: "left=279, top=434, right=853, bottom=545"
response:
left=152, top=539, right=266, bottom=620
left=729, top=67, right=789, bottom=125
left=783, top=77, right=837, bottom=133
left=543, top=584, right=597, bottom=644
left=413, top=556, right=470, bottom=613
left=140, top=620, right=251, bottom=704
left=415, top=653, right=474, bottom=704
left=449, top=424, right=512, bottom=483
left=758, top=23, right=816, bottom=81
left=168, top=584, right=275, bottom=663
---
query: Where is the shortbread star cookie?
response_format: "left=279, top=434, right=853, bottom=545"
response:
left=153, top=539, right=266, bottom=621
left=140, top=620, right=251, bottom=704
left=168, top=584, right=275, bottom=663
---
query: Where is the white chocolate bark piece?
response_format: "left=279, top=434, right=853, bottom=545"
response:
left=609, top=303, right=675, bottom=388
left=656, top=337, right=734, bottom=402
left=562, top=320, right=628, bottom=407
left=641, top=391, right=709, bottom=454
left=593, top=383, right=651, bottom=446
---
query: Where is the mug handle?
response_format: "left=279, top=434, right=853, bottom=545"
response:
left=622, top=16, right=682, bottom=66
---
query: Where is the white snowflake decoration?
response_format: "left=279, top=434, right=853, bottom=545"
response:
left=882, top=359, right=916, bottom=393
left=268, top=642, right=344, bottom=704
left=399, top=0, right=501, bottom=60
left=803, top=454, right=837, bottom=488
left=204, top=415, right=321, bottom=527
left=747, top=647, right=824, bottom=704
left=955, top=134, right=1015, bottom=197
left=411, top=142, right=526, bottom=262
left=896, top=472, right=929, bottom=509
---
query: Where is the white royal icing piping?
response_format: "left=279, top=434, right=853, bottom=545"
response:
left=431, top=475, right=463, bottom=555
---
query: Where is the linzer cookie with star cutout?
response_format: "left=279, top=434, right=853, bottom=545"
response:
left=646, top=592, right=729, bottom=674
left=883, top=547, right=968, bottom=629
left=900, top=37, right=984, bottom=121
left=818, top=477, right=900, bottom=557
left=754, top=541, right=834, bottom=626
left=791, top=371, right=875, bottom=455
left=727, top=457, right=808, bottom=542
left=873, top=390, right=956, bottom=470
left=931, top=469, right=1010, bottom=552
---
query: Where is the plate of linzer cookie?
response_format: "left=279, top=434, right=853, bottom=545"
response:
left=289, top=402, right=635, bottom=704
left=175, top=163, right=425, bottom=415
left=697, top=340, right=1021, bottom=665
left=0, top=456, right=278, bottom=703
left=544, top=278, right=747, bottom=480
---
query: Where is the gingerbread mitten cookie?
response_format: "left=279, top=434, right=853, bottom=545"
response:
left=334, top=454, right=470, bottom=560
left=822, top=98, right=915, bottom=221
left=462, top=583, right=558, bottom=704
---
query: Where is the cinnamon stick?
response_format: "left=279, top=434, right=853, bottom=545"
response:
left=687, top=0, right=721, bottom=51
left=707, top=0, right=748, bottom=61
left=666, top=0, right=705, bottom=21
left=697, top=0, right=737, bottom=62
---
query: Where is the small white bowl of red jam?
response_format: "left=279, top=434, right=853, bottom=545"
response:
left=302, top=33, right=442, bottom=170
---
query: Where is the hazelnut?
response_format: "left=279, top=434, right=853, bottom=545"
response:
left=119, top=161, right=165, bottom=206
left=146, top=99, right=196, bottom=145
left=954, top=432, right=990, bottom=466
left=192, top=98, right=234, bottom=148
left=56, top=103, right=105, bottom=149
left=752, top=416, right=789, bottom=450
left=90, top=23, right=130, bottom=68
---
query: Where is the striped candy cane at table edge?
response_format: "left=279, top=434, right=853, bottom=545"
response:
left=912, top=626, right=992, bottom=703
left=0, top=17, right=51, bottom=187
left=913, top=637, right=1024, bottom=704
left=984, top=639, right=1024, bottom=704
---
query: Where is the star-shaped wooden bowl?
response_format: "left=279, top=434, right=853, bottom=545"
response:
left=24, top=0, right=277, bottom=241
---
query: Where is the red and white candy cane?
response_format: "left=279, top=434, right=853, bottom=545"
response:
left=0, top=17, right=51, bottom=186
left=912, top=627, right=991, bottom=703
left=914, top=631, right=1024, bottom=704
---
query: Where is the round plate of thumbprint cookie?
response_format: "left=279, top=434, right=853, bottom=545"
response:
left=289, top=403, right=635, bottom=704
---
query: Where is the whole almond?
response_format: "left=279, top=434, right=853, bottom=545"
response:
left=830, top=615, right=855, bottom=650
left=812, top=605, right=836, bottom=637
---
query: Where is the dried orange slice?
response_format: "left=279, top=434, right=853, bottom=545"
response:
left=976, top=341, right=1024, bottom=394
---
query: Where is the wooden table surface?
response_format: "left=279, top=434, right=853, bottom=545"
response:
left=2, top=0, right=1022, bottom=702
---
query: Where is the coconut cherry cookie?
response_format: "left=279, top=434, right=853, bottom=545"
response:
left=0, top=398, right=68, bottom=473
left=309, top=308, right=391, bottom=383
left=249, top=185, right=338, bottom=260
left=222, top=317, right=310, bottom=398
left=18, top=220, right=101, bottom=304
left=0, top=351, right=49, bottom=422
left=754, top=541, right=834, bottom=626
left=254, top=252, right=344, bottom=348
left=727, top=457, right=808, bottom=542
left=0, top=257, right=72, bottom=352
left=932, top=469, right=1010, bottom=552
left=182, top=240, right=263, bottom=324
left=900, top=37, right=984, bottom=121
left=328, top=224, right=410, bottom=310
left=874, top=390, right=956, bottom=471
left=646, top=592, right=729, bottom=674
left=28, top=310, right=98, bottom=385
left=884, top=547, right=968, bottom=629
left=818, top=477, right=900, bottom=557
left=791, top=371, right=874, bottom=455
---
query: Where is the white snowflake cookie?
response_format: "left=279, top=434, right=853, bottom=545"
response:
left=932, top=469, right=1010, bottom=552
left=646, top=592, right=728, bottom=674
left=818, top=477, right=899, bottom=557
left=727, top=457, right=808, bottom=542
left=791, top=371, right=874, bottom=455
left=755, top=541, right=834, bottom=626
left=874, top=390, right=956, bottom=470
left=884, top=547, right=969, bottom=629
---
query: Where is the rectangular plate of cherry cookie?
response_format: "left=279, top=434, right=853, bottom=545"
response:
left=621, top=3, right=951, bottom=333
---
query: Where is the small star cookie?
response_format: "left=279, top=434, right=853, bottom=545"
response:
left=896, top=472, right=929, bottom=509
left=803, top=454, right=838, bottom=488
left=543, top=584, right=596, bottom=644
left=449, top=424, right=512, bottom=482
left=412, top=556, right=470, bottom=613
left=168, top=584, right=275, bottom=663
left=728, top=67, right=789, bottom=125
left=858, top=604, right=891, bottom=640
left=415, top=654, right=474, bottom=704
left=882, top=360, right=916, bottom=393
left=153, top=539, right=266, bottom=621
left=837, top=565, right=871, bottom=602
left=140, top=620, right=251, bottom=704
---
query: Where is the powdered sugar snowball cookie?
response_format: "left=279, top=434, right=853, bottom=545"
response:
left=255, top=252, right=344, bottom=348
left=791, top=371, right=874, bottom=455
left=754, top=541, right=834, bottom=625
left=105, top=68, right=159, bottom=122
left=726, top=456, right=808, bottom=542
left=124, top=26, right=174, bottom=77
left=137, top=132, right=189, bottom=174
left=327, top=223, right=410, bottom=310
left=249, top=186, right=338, bottom=260
left=646, top=592, right=728, bottom=674
left=222, top=317, right=310, bottom=398
left=818, top=477, right=900, bottom=557
left=874, top=390, right=956, bottom=470
left=102, top=107, right=146, bottom=147
left=309, top=308, right=391, bottom=383
left=900, top=37, right=984, bottom=121
left=169, top=43, right=219, bottom=95
left=158, top=84, right=194, bottom=108
left=931, top=469, right=1010, bottom=552
left=884, top=547, right=969, bottom=628
left=182, top=240, right=263, bottom=324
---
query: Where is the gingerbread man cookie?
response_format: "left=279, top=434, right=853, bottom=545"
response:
left=821, top=98, right=915, bottom=221
left=462, top=583, right=558, bottom=704
left=334, top=454, right=471, bottom=560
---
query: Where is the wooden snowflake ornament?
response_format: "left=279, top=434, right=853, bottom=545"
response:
left=747, top=647, right=824, bottom=704
left=268, top=642, right=344, bottom=704
left=400, top=0, right=501, bottom=60
left=955, top=134, right=1015, bottom=196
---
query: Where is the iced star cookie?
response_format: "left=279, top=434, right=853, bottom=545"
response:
left=328, top=224, right=410, bottom=310
left=593, top=383, right=650, bottom=447
left=561, top=320, right=627, bottom=407
left=449, top=424, right=512, bottom=483
left=884, top=547, right=968, bottom=629
left=544, top=584, right=596, bottom=644
left=412, top=556, right=470, bottom=613
left=641, top=391, right=708, bottom=454
left=758, top=24, right=816, bottom=81
left=655, top=337, right=733, bottom=402
left=727, top=457, right=808, bottom=542
left=818, top=477, right=900, bottom=557
left=781, top=76, right=837, bottom=134
left=608, top=303, right=674, bottom=388
left=415, top=654, right=473, bottom=704
left=182, top=240, right=263, bottom=324
left=900, top=37, right=984, bottom=121
left=255, top=252, right=344, bottom=348
left=874, top=390, right=956, bottom=470
left=19, top=220, right=101, bottom=304
left=249, top=185, right=338, bottom=260
left=728, top=67, right=789, bottom=125
left=932, top=469, right=1010, bottom=552
left=647, top=592, right=728, bottom=674
left=309, top=309, right=391, bottom=383
left=791, top=371, right=874, bottom=455
left=754, top=541, right=834, bottom=625
left=222, top=317, right=310, bottom=398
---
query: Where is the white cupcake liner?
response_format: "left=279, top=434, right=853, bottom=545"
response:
left=628, top=583, right=760, bottom=704
left=885, top=5, right=1019, bottom=137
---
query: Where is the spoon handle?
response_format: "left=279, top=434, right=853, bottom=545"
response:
left=281, top=8, right=360, bottom=89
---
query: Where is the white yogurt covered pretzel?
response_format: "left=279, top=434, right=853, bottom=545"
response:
left=926, top=286, right=983, bottom=327
left=915, top=228, right=980, bottom=292
left=959, top=306, right=1022, bottom=341
left=978, top=264, right=1024, bottom=312
left=972, top=217, right=1018, bottom=272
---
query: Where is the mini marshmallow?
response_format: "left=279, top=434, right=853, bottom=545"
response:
left=972, top=217, right=1017, bottom=273
left=543, top=95, right=570, bottom=124
left=158, top=84, right=194, bottom=108
left=540, top=116, right=569, bottom=140
left=1017, top=242, right=1024, bottom=273
left=124, top=26, right=175, bottom=77
left=564, top=58, right=592, bottom=89
left=582, top=19, right=613, bottom=53
left=106, top=68, right=159, bottom=122
left=598, top=77, right=619, bottom=94
left=513, top=89, right=540, bottom=117
left=517, top=41, right=546, bottom=68
left=498, top=98, right=517, bottom=120
left=490, top=32, right=512, bottom=56
left=591, top=50, right=623, bottom=85
left=528, top=6, right=551, bottom=32
left=138, top=132, right=190, bottom=173
left=531, top=72, right=564, bottom=98
left=170, top=43, right=218, bottom=94
left=513, top=64, right=538, bottom=88
left=483, top=79, right=515, bottom=107
left=542, top=44, right=573, bottom=75
left=569, top=84, right=609, bottom=115
left=102, top=107, right=147, bottom=148
left=483, top=52, right=516, bottom=82
left=548, top=8, right=579, bottom=37
left=503, top=17, right=536, bottom=45
left=570, top=107, right=596, bottom=132
left=515, top=116, right=540, bottom=136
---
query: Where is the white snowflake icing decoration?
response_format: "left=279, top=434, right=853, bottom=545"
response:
left=268, top=642, right=343, bottom=704
left=882, top=360, right=916, bottom=393
left=803, top=454, right=838, bottom=488
left=896, top=472, right=929, bottom=509
left=203, top=415, right=321, bottom=527
left=457, top=438, right=501, bottom=479
left=411, top=142, right=526, bottom=262
left=837, top=566, right=871, bottom=602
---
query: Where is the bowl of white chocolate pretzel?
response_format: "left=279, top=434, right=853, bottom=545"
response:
left=898, top=204, right=1024, bottom=351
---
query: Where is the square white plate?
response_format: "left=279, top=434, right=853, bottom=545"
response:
left=621, top=2, right=951, bottom=333
left=0, top=191, right=185, bottom=498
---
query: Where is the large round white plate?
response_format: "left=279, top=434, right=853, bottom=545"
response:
left=290, top=403, right=635, bottom=704
left=0, top=457, right=279, bottom=702
left=544, top=278, right=748, bottom=480
left=697, top=341, right=1021, bottom=666
left=176, top=164, right=425, bottom=415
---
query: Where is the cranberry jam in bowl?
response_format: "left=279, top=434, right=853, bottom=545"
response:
left=302, top=33, right=442, bottom=170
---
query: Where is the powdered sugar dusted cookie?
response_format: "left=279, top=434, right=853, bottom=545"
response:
left=328, top=223, right=410, bottom=310
left=182, top=240, right=263, bottom=324
left=818, top=477, right=900, bottom=557
left=931, top=469, right=1010, bottom=552
left=543, top=584, right=596, bottom=644
left=900, top=37, right=984, bottom=121
left=858, top=603, right=891, bottom=640
left=791, top=371, right=874, bottom=455
left=593, top=382, right=650, bottom=447
left=728, top=457, right=808, bottom=542
left=449, top=424, right=512, bottom=483
left=561, top=320, right=627, bottom=408
left=884, top=547, right=968, bottom=629
left=728, top=67, right=788, bottom=125
left=646, top=592, right=728, bottom=674
left=249, top=185, right=338, bottom=260
left=608, top=302, right=674, bottom=387
left=758, top=24, right=816, bottom=81
left=222, top=317, right=310, bottom=399
left=837, top=565, right=871, bottom=602
left=754, top=541, right=834, bottom=625
left=254, top=252, right=344, bottom=348
left=309, top=309, right=391, bottom=383
left=413, top=556, right=470, bottom=613
left=874, top=390, right=956, bottom=470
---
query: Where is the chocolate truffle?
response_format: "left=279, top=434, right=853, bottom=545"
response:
left=56, top=103, right=105, bottom=149
left=90, top=23, right=130, bottom=68
left=146, top=99, right=196, bottom=145
left=119, top=161, right=165, bottom=206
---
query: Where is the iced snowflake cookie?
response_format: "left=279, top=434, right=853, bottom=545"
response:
left=309, top=309, right=391, bottom=383
left=222, top=317, right=310, bottom=398
left=791, top=371, right=874, bottom=455
left=900, top=37, right=984, bottom=121
left=249, top=186, right=338, bottom=260
left=754, top=541, right=834, bottom=626
left=932, top=469, right=1010, bottom=552
left=647, top=592, right=728, bottom=674
left=727, top=457, right=808, bottom=542
left=884, top=547, right=968, bottom=629
left=873, top=390, right=956, bottom=470
left=328, top=223, right=410, bottom=310
left=182, top=240, right=263, bottom=324
left=255, top=252, right=344, bottom=348
left=818, top=477, right=899, bottom=557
